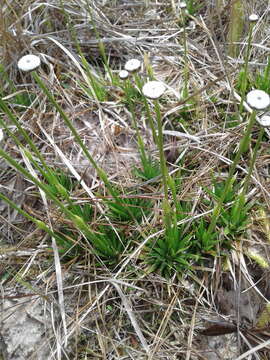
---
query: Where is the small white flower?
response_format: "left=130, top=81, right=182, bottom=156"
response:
left=249, top=14, right=259, bottom=22
left=259, top=115, right=270, bottom=127
left=142, top=81, right=166, bottom=100
left=18, top=54, right=41, bottom=72
left=188, top=20, right=196, bottom=30
left=179, top=2, right=187, bottom=9
left=0, top=129, right=3, bottom=142
left=119, top=70, right=129, bottom=79
left=246, top=90, right=270, bottom=110
left=124, top=59, right=141, bottom=73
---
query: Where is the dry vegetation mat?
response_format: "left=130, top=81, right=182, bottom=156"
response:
left=1, top=0, right=270, bottom=359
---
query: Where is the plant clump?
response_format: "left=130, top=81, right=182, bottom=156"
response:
left=1, top=1, right=270, bottom=359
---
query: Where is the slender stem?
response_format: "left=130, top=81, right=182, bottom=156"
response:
left=32, top=71, right=119, bottom=199
left=230, top=125, right=265, bottom=221
left=239, top=22, right=255, bottom=114
left=0, top=98, right=58, bottom=184
left=242, top=126, right=264, bottom=194
left=0, top=147, right=79, bottom=222
left=208, top=110, right=257, bottom=235
left=181, top=10, right=189, bottom=97
left=143, top=97, right=159, bottom=144
left=123, top=78, right=147, bottom=162
left=154, top=100, right=169, bottom=201
left=133, top=73, right=159, bottom=145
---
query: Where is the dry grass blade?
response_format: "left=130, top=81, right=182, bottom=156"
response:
left=51, top=236, right=68, bottom=348
left=148, top=289, right=179, bottom=359
left=235, top=338, right=270, bottom=360
left=110, top=280, right=150, bottom=355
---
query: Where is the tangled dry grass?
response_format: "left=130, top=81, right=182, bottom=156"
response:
left=1, top=0, right=270, bottom=359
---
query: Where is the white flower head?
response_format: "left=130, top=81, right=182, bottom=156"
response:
left=119, top=70, right=129, bottom=80
left=188, top=20, right=196, bottom=30
left=179, top=2, right=187, bottom=9
left=0, top=129, right=3, bottom=143
left=18, top=54, right=41, bottom=72
left=259, top=115, right=270, bottom=127
left=124, top=59, right=141, bottom=73
left=142, top=81, right=166, bottom=100
left=246, top=90, right=270, bottom=110
left=249, top=14, right=259, bottom=22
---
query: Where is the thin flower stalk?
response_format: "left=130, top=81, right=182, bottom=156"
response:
left=1, top=55, right=78, bottom=196
left=179, top=3, right=189, bottom=97
left=32, top=71, right=146, bottom=225
left=241, top=126, right=264, bottom=195
left=207, top=109, right=257, bottom=236
left=123, top=59, right=156, bottom=149
left=142, top=81, right=169, bottom=198
left=0, top=146, right=82, bottom=225
left=121, top=76, right=148, bottom=170
left=153, top=99, right=169, bottom=201
left=123, top=60, right=159, bottom=145
left=142, top=81, right=175, bottom=239
left=239, top=15, right=259, bottom=113
left=239, top=89, right=270, bottom=194
left=0, top=98, right=60, bottom=187
left=142, top=96, right=159, bottom=144
left=31, top=71, right=118, bottom=200
left=208, top=90, right=269, bottom=236
left=0, top=153, right=102, bottom=249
